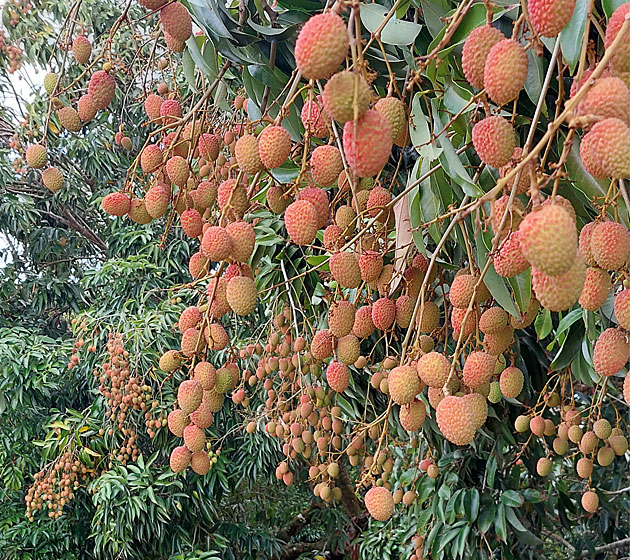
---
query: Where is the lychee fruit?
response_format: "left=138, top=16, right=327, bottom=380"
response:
left=581, top=491, right=599, bottom=513
left=388, top=365, right=422, bottom=405
left=580, top=118, right=630, bottom=178
left=178, top=306, right=201, bottom=332
left=190, top=451, right=210, bottom=474
left=201, top=226, right=232, bottom=262
left=194, top=361, right=217, bottom=391
left=217, top=179, right=249, bottom=220
left=479, top=307, right=509, bottom=335
left=301, top=96, right=329, bottom=138
left=372, top=297, right=396, bottom=330
left=159, top=350, right=181, bottom=372
left=472, top=116, right=515, bottom=168
left=144, top=93, right=163, bottom=121
left=141, top=144, right=163, bottom=173
left=160, top=1, right=192, bottom=43
left=311, top=329, right=333, bottom=361
left=298, top=187, right=329, bottom=229
left=435, top=396, right=476, bottom=445
left=322, top=70, right=371, bottom=123
left=579, top=77, right=630, bottom=126
left=329, top=251, right=361, bottom=289
left=374, top=97, right=406, bottom=140
left=258, top=126, right=291, bottom=169
left=353, top=305, right=375, bottom=338
left=25, top=144, right=47, bottom=169
left=310, top=145, right=343, bottom=187
left=499, top=366, right=524, bottom=399
left=416, top=351, right=450, bottom=388
left=225, top=221, right=255, bottom=263
left=183, top=424, right=205, bottom=452
left=160, top=99, right=182, bottom=126
left=326, top=361, right=350, bottom=392
left=365, top=486, right=394, bottom=521
left=284, top=200, right=319, bottom=245
left=102, top=191, right=131, bottom=216
left=57, top=106, right=82, bottom=132
left=399, top=399, right=426, bottom=431
left=462, top=25, right=505, bottom=89
left=532, top=258, right=586, bottom=311
left=226, top=276, right=257, bottom=315
left=167, top=409, right=189, bottom=437
left=605, top=3, right=630, bottom=78
left=72, top=35, right=92, bottom=64
left=328, top=300, right=356, bottom=338
left=462, top=351, right=495, bottom=388
left=614, top=289, right=630, bottom=329
left=145, top=183, right=170, bottom=218
left=590, top=220, right=630, bottom=270
left=170, top=446, right=191, bottom=473
left=484, top=39, right=528, bottom=106
left=198, top=133, right=220, bottom=161
left=88, top=70, right=116, bottom=110
left=177, top=379, right=203, bottom=414
left=579, top=267, right=611, bottom=311
left=343, top=109, right=392, bottom=177
left=494, top=231, right=529, bottom=277
left=593, top=327, right=630, bottom=377
left=528, top=0, right=577, bottom=37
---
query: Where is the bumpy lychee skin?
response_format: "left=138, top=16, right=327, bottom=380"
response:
left=417, top=351, right=450, bottom=388
left=323, top=224, right=344, bottom=251
left=483, top=326, right=514, bottom=355
left=528, top=0, right=576, bottom=37
left=139, top=0, right=167, bottom=8
left=329, top=252, right=361, bottom=289
left=311, top=329, right=334, bottom=360
left=160, top=99, right=182, bottom=126
left=479, top=307, right=509, bottom=335
left=335, top=205, right=357, bottom=232
left=395, top=295, right=414, bottom=328
left=484, top=39, right=528, bottom=105
left=590, top=220, right=630, bottom=270
left=194, top=361, right=217, bottom=391
left=499, top=147, right=533, bottom=195
left=207, top=277, right=231, bottom=318
left=170, top=446, right=191, bottom=473
left=605, top=4, right=630, bottom=78
left=144, top=93, right=163, bottom=121
left=43, top=72, right=58, bottom=95
left=190, top=402, right=214, bottom=429
left=579, top=77, right=630, bottom=126
left=294, top=12, right=349, bottom=80
left=128, top=198, right=152, bottom=224
left=365, top=487, right=394, bottom=521
left=500, top=366, right=524, bottom=399
left=462, top=25, right=505, bottom=89
left=181, top=327, right=206, bottom=357
left=204, top=322, right=229, bottom=351
left=159, top=349, right=181, bottom=372
left=188, top=252, right=208, bottom=279
left=235, top=134, right=264, bottom=175
left=579, top=267, right=611, bottom=311
left=579, top=221, right=598, bottom=266
left=25, top=144, right=47, bottom=169
left=532, top=258, right=586, bottom=311
left=141, top=144, right=163, bottom=173
left=416, top=301, right=440, bottom=333
left=72, top=35, right=92, bottom=64
left=374, top=97, right=406, bottom=140
left=201, top=226, right=233, bottom=262
left=372, top=297, right=396, bottom=330
left=494, top=232, right=529, bottom=277
left=328, top=300, right=356, bottom=338
left=436, top=396, right=476, bottom=445
left=310, top=145, right=343, bottom=187
left=593, top=327, right=630, bottom=377
left=366, top=186, right=393, bottom=219
left=225, top=221, right=255, bottom=263
left=472, top=116, right=515, bottom=168
left=160, top=1, right=192, bottom=43
left=336, top=334, right=360, bottom=365
left=217, top=179, right=249, bottom=220
left=167, top=409, right=189, bottom=437
left=284, top=200, right=319, bottom=245
left=388, top=365, right=422, bottom=405
left=465, top=392, right=488, bottom=429
left=580, top=118, right=630, bottom=178
left=57, top=107, right=82, bottom=132
left=190, top=451, right=210, bottom=475
left=353, top=305, right=375, bottom=338
left=102, top=191, right=131, bottom=216
left=88, top=70, right=116, bottom=110
left=463, top=351, right=495, bottom=388
left=183, top=424, right=205, bottom=453
left=145, top=184, right=170, bottom=218
left=581, top=491, right=599, bottom=513
left=343, top=109, right=393, bottom=177
left=76, top=93, right=97, bottom=122
left=624, top=373, right=630, bottom=405
left=326, top=361, right=350, bottom=392
left=301, top=96, right=329, bottom=138
left=451, top=307, right=479, bottom=338
left=258, top=126, right=291, bottom=169
left=166, top=155, right=189, bottom=187
left=449, top=274, right=476, bottom=308
left=518, top=204, right=577, bottom=276
left=614, top=289, right=630, bottom=329
left=177, top=379, right=203, bottom=414
left=322, top=70, right=371, bottom=123
left=298, top=187, right=329, bottom=229
left=180, top=209, right=202, bottom=238
left=399, top=399, right=427, bottom=431
left=226, top=276, right=257, bottom=316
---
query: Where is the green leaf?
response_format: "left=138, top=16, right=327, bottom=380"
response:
left=504, top=506, right=527, bottom=531
left=359, top=3, right=423, bottom=45
left=495, top=502, right=507, bottom=541
left=486, top=455, right=497, bottom=488
left=602, top=0, right=626, bottom=18
left=500, top=490, right=524, bottom=507
left=465, top=488, right=480, bottom=522
left=560, top=0, right=588, bottom=71
left=524, top=47, right=546, bottom=115
left=409, top=92, right=441, bottom=160
left=478, top=502, right=495, bottom=533
left=555, top=308, right=583, bottom=339
left=535, top=308, right=553, bottom=339
left=550, top=320, right=586, bottom=370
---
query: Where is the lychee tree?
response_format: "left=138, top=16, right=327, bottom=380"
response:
left=3, top=0, right=630, bottom=559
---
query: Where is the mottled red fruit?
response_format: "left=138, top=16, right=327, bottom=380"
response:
left=167, top=409, right=189, bottom=437
left=177, top=379, right=203, bottom=414
left=88, top=70, right=116, bottom=110
left=294, top=12, right=349, bottom=80
left=582, top=491, right=599, bottom=513
left=284, top=200, right=319, bottom=245
left=614, top=289, right=630, bottom=329
left=388, top=365, right=422, bottom=405
left=605, top=3, right=630, bottom=77
left=183, top=424, right=205, bottom=452
left=310, top=145, right=343, bottom=187
left=484, top=39, right=528, bottom=106
left=128, top=198, right=152, bottom=224
left=77, top=94, right=97, bottom=122
left=399, top=399, right=426, bottom=431
left=235, top=134, right=264, bottom=175
left=518, top=204, right=577, bottom=276
left=166, top=155, right=189, bottom=187
left=141, top=144, right=163, bottom=173
left=258, top=126, right=291, bottom=169
left=590, top=220, right=630, bottom=270
left=138, top=0, right=167, bottom=8
left=217, top=179, right=249, bottom=220
left=417, top=351, right=450, bottom=388
left=226, top=276, right=257, bottom=316
left=493, top=232, right=528, bottom=278
left=195, top=180, right=217, bottom=209
left=462, top=25, right=505, bottom=89
left=343, top=110, right=392, bottom=177
left=624, top=373, right=630, bottom=405
left=500, top=366, right=524, bottom=399
left=358, top=251, right=384, bottom=284
left=531, top=258, right=586, bottom=311
left=449, top=274, right=476, bottom=308
left=372, top=297, right=396, bottom=330
left=328, top=300, right=356, bottom=338
left=528, top=0, right=576, bottom=37
left=180, top=209, right=203, bottom=238
left=181, top=327, right=206, bottom=356
left=472, top=116, right=515, bottom=168
left=395, top=295, right=415, bottom=329
left=198, top=133, right=220, bottom=161
left=593, top=327, right=630, bottom=377
left=580, top=118, right=630, bottom=178
left=225, top=221, right=255, bottom=262
left=57, top=107, right=82, bottom=132
left=329, top=251, right=361, bottom=289
left=374, top=97, right=407, bottom=140
left=160, top=1, right=192, bottom=43
left=144, top=93, right=163, bottom=121
left=72, top=35, right=92, bottom=64
left=479, top=307, right=508, bottom=335
left=451, top=307, right=478, bottom=338
left=145, top=184, right=170, bottom=218
left=190, top=403, right=213, bottom=429
left=188, top=252, right=208, bottom=279
left=365, top=487, right=394, bottom=521
left=436, top=396, right=476, bottom=445
left=323, top=224, right=343, bottom=251
left=102, top=191, right=131, bottom=216
left=366, top=186, right=393, bottom=220
left=322, top=70, right=371, bottom=123
left=499, top=147, right=533, bottom=195
left=190, top=451, right=210, bottom=474
left=170, top=446, right=191, bottom=473
left=160, top=99, right=182, bottom=126
left=201, top=226, right=232, bottom=262
left=579, top=268, right=611, bottom=311
left=25, top=144, right=47, bottom=169
left=326, top=361, right=350, bottom=392
left=311, top=329, right=333, bottom=360
left=579, top=77, right=630, bottom=126
left=353, top=305, right=375, bottom=338
left=301, top=96, right=328, bottom=138
left=462, top=351, right=495, bottom=388
left=579, top=222, right=598, bottom=266
left=298, top=187, right=329, bottom=229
